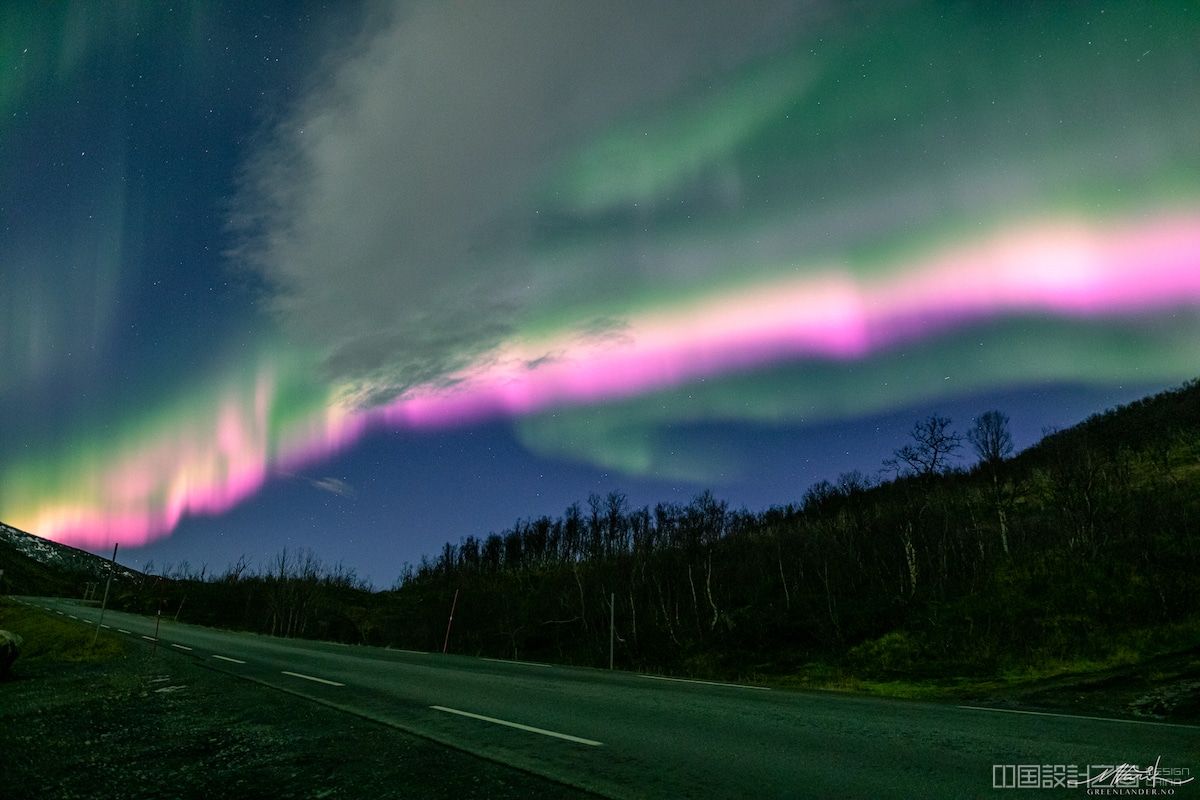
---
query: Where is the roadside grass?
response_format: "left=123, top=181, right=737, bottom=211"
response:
left=0, top=598, right=125, bottom=667
left=765, top=618, right=1200, bottom=704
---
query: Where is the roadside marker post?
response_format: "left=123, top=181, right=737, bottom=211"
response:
left=442, top=588, right=459, bottom=655
left=151, top=575, right=165, bottom=654
left=609, top=592, right=615, bottom=671
left=92, top=543, right=119, bottom=646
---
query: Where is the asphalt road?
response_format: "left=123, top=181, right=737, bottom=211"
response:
left=15, top=596, right=1198, bottom=799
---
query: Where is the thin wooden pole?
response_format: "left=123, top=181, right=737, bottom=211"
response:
left=442, top=588, right=459, bottom=654
left=92, top=543, right=118, bottom=646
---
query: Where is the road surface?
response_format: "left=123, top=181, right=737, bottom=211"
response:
left=14, top=596, right=1198, bottom=798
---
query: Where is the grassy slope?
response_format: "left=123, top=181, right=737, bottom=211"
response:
left=0, top=598, right=124, bottom=666
left=778, top=380, right=1200, bottom=713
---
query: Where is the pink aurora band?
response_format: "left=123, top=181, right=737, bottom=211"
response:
left=17, top=211, right=1200, bottom=549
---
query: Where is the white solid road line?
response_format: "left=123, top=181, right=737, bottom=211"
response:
left=956, top=705, right=1200, bottom=729
left=212, top=655, right=246, bottom=664
left=170, top=644, right=193, bottom=651
left=141, top=635, right=157, bottom=642
left=482, top=657, right=552, bottom=668
left=431, top=705, right=603, bottom=747
left=117, top=629, right=131, bottom=634
left=639, top=674, right=770, bottom=691
left=281, top=670, right=344, bottom=687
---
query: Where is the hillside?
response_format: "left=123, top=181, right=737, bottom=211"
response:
left=4, top=379, right=1198, bottom=711
left=0, top=523, right=142, bottom=597
left=1019, top=377, right=1200, bottom=465
left=378, top=378, right=1200, bottom=672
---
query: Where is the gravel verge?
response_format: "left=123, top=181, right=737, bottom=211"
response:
left=0, top=602, right=596, bottom=800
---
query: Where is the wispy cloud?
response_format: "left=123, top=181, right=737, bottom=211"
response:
left=234, top=0, right=817, bottom=405
left=9, top=1, right=1200, bottom=552
left=309, top=476, right=355, bottom=499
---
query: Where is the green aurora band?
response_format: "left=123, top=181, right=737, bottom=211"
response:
left=2, top=0, right=1199, bottom=546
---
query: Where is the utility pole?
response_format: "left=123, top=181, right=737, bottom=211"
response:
left=93, top=543, right=118, bottom=646
left=609, top=592, right=615, bottom=670
left=442, top=588, right=459, bottom=655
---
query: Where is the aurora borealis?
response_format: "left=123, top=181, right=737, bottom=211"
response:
left=2, top=1, right=1199, bottom=580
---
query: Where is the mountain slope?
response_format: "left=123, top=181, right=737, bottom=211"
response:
left=0, top=523, right=142, bottom=597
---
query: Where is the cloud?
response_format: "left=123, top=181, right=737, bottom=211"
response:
left=309, top=476, right=356, bottom=499
left=8, top=1, right=1200, bottom=549
left=234, top=0, right=822, bottom=404
left=234, top=0, right=1200, bottom=479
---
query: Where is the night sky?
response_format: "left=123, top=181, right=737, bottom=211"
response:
left=2, top=1, right=1198, bottom=585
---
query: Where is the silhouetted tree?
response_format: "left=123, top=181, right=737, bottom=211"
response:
left=968, top=410, right=1015, bottom=555
left=837, top=470, right=873, bottom=495
left=968, top=410, right=1014, bottom=467
left=101, top=380, right=1200, bottom=685
left=887, top=415, right=963, bottom=477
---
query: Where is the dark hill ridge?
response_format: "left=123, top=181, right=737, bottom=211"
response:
left=364, top=376, right=1200, bottom=685
left=3, top=377, right=1197, bottom=592
left=1018, top=377, right=1200, bottom=465
left=0, top=522, right=143, bottom=596
left=2, top=378, right=1198, bottom=711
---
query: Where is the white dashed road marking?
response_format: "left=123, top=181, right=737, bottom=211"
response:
left=141, top=636, right=157, bottom=642
left=212, top=655, right=246, bottom=664
left=170, top=644, right=193, bottom=651
left=639, top=674, right=769, bottom=691
left=482, top=657, right=552, bottom=668
left=281, top=670, right=344, bottom=687
left=431, top=705, right=602, bottom=746
left=956, top=705, right=1200, bottom=730
left=117, top=629, right=131, bottom=634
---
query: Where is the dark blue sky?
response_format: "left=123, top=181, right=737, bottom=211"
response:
left=0, top=3, right=330, bottom=445
left=2, top=2, right=1197, bottom=585
left=138, top=380, right=1165, bottom=586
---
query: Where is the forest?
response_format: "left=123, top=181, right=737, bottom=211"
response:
left=103, top=379, right=1200, bottom=683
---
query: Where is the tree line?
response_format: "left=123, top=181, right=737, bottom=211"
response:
left=107, top=380, right=1200, bottom=681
